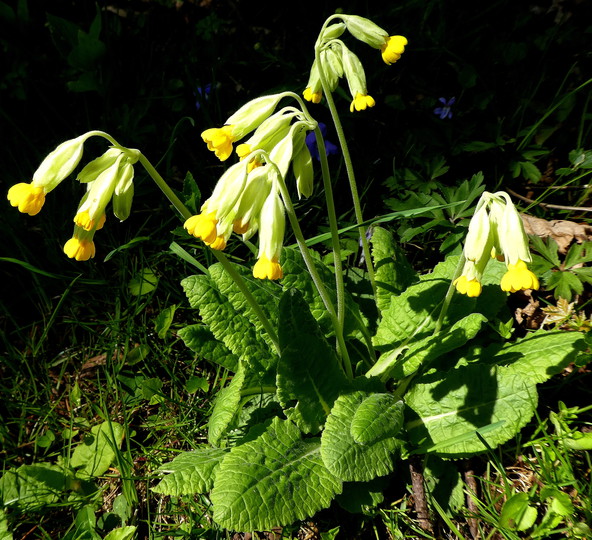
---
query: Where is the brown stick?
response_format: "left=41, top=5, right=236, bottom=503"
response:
left=409, top=456, right=434, bottom=535
left=463, top=462, right=480, bottom=540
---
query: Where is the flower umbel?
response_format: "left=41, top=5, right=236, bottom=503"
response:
left=454, top=191, right=539, bottom=297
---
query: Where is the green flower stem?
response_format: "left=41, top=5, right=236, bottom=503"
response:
left=273, top=165, right=353, bottom=379
left=126, top=144, right=281, bottom=355
left=314, top=125, right=346, bottom=329
left=282, top=93, right=346, bottom=329
left=314, top=47, right=377, bottom=299
left=433, top=253, right=465, bottom=335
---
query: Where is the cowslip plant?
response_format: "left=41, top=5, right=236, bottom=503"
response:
left=6, top=13, right=587, bottom=535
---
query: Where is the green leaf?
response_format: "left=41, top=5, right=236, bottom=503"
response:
left=277, top=289, right=349, bottom=433
left=209, top=262, right=280, bottom=352
left=336, top=477, right=387, bottom=513
left=154, top=304, right=176, bottom=339
left=500, top=492, right=537, bottom=531
left=0, top=509, right=12, bottom=540
left=182, top=274, right=276, bottom=379
left=0, top=464, right=68, bottom=510
left=128, top=268, right=158, bottom=296
left=350, top=393, right=404, bottom=444
left=211, top=417, right=342, bottom=531
left=153, top=447, right=227, bottom=496
left=370, top=226, right=417, bottom=313
left=208, top=363, right=246, bottom=446
left=103, top=527, right=137, bottom=540
left=70, top=421, right=124, bottom=478
left=406, top=331, right=584, bottom=457
left=321, top=391, right=403, bottom=482
left=281, top=247, right=367, bottom=339
left=546, top=270, right=582, bottom=301
left=369, top=312, right=487, bottom=380
left=177, top=324, right=239, bottom=372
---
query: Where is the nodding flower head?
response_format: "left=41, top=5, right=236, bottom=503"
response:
left=253, top=186, right=285, bottom=281
left=201, top=94, right=285, bottom=161
left=454, top=191, right=539, bottom=297
left=7, top=133, right=94, bottom=216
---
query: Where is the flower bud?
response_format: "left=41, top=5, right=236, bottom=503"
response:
left=341, top=15, right=388, bottom=49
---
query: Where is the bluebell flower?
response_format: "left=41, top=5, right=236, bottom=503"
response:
left=434, top=97, right=455, bottom=119
left=195, top=83, right=213, bottom=111
left=305, top=122, right=338, bottom=161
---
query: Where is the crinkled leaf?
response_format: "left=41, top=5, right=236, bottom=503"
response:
left=182, top=274, right=276, bottom=379
left=369, top=312, right=487, bottom=380
left=373, top=255, right=505, bottom=351
left=281, top=247, right=367, bottom=339
left=208, top=363, right=246, bottom=446
left=0, top=464, right=68, bottom=510
left=406, top=331, right=584, bottom=457
left=370, top=226, right=417, bottom=313
left=177, top=324, right=238, bottom=372
left=277, top=289, right=349, bottom=433
left=209, top=262, right=280, bottom=351
left=350, top=393, right=404, bottom=445
left=211, top=417, right=342, bottom=531
left=153, top=447, right=227, bottom=496
left=70, top=421, right=124, bottom=478
left=321, top=391, right=402, bottom=482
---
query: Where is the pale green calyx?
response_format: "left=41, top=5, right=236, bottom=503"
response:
left=225, top=93, right=286, bottom=140
left=342, top=46, right=368, bottom=98
left=320, top=22, right=346, bottom=42
left=341, top=14, right=388, bottom=49
left=32, top=132, right=94, bottom=192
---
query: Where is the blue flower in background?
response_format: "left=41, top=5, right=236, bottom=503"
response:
left=434, top=96, right=455, bottom=119
left=195, top=83, right=212, bottom=111
left=305, top=122, right=338, bottom=161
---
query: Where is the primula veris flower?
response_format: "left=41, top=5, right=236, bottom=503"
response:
left=253, top=187, right=285, bottom=280
left=342, top=15, right=389, bottom=48
left=500, top=260, right=540, bottom=293
left=434, top=97, right=455, bottom=120
left=292, top=143, right=314, bottom=199
left=341, top=47, right=374, bottom=112
left=232, top=166, right=273, bottom=238
left=7, top=133, right=92, bottom=216
left=303, top=60, right=324, bottom=104
left=7, top=184, right=45, bottom=216
left=74, top=148, right=139, bottom=231
left=381, top=35, right=408, bottom=65
left=64, top=225, right=97, bottom=261
left=201, top=94, right=284, bottom=161
left=454, top=191, right=539, bottom=297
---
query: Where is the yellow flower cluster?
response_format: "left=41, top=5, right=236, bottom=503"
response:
left=454, top=191, right=539, bottom=297
left=190, top=96, right=316, bottom=280
left=7, top=134, right=139, bottom=261
left=302, top=15, right=407, bottom=111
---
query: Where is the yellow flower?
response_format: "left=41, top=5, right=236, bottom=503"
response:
left=453, top=275, right=482, bottom=297
left=184, top=211, right=219, bottom=245
left=201, top=125, right=235, bottom=161
left=350, top=92, right=376, bottom=112
left=253, top=254, right=283, bottom=280
left=63, top=231, right=96, bottom=261
left=7, top=183, right=46, bottom=216
left=303, top=87, right=322, bottom=104
left=500, top=260, right=540, bottom=293
left=381, top=36, right=408, bottom=65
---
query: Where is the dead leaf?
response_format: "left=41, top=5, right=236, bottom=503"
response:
left=521, top=214, right=592, bottom=253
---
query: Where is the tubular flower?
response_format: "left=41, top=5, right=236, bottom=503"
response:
left=350, top=92, right=376, bottom=112
left=7, top=184, right=45, bottom=216
left=64, top=226, right=97, bottom=262
left=253, top=187, right=285, bottom=280
left=454, top=191, right=539, bottom=297
left=500, top=260, right=540, bottom=293
left=303, top=87, right=323, bottom=104
left=73, top=149, right=139, bottom=232
left=201, top=94, right=285, bottom=161
left=201, top=125, right=235, bottom=161
left=381, top=35, right=408, bottom=65
left=184, top=211, right=219, bottom=245
left=7, top=133, right=93, bottom=216
left=453, top=274, right=482, bottom=298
